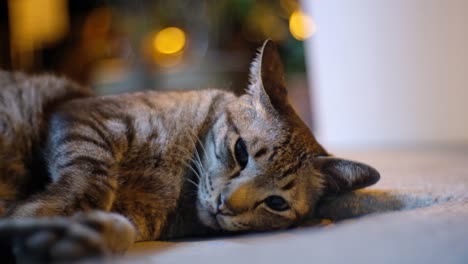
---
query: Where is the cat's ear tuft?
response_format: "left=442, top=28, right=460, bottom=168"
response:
left=247, top=40, right=288, bottom=111
left=315, top=156, right=380, bottom=195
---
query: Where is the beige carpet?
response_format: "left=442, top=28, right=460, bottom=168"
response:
left=117, top=148, right=468, bottom=264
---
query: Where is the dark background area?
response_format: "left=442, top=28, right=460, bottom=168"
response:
left=0, top=0, right=315, bottom=127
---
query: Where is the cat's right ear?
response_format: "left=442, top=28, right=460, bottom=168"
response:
left=247, top=40, right=289, bottom=112
left=314, top=156, right=380, bottom=195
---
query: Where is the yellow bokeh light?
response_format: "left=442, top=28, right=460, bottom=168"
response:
left=289, top=10, right=316, bottom=41
left=153, top=27, right=186, bottom=55
left=9, top=0, right=69, bottom=67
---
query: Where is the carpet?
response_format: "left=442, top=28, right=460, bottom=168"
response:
left=115, top=147, right=468, bottom=263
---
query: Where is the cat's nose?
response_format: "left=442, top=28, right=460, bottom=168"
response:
left=217, top=194, right=234, bottom=216
left=218, top=184, right=252, bottom=214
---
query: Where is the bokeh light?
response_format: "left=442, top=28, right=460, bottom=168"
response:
left=153, top=27, right=186, bottom=55
left=289, top=10, right=316, bottom=41
left=8, top=0, right=69, bottom=68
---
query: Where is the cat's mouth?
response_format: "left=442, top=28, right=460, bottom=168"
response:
left=199, top=206, right=223, bottom=230
left=209, top=196, right=239, bottom=230
left=209, top=212, right=222, bottom=229
left=198, top=194, right=236, bottom=230
left=196, top=195, right=222, bottom=230
left=207, top=197, right=226, bottom=230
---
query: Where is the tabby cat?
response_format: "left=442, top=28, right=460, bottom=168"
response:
left=0, top=40, right=379, bottom=263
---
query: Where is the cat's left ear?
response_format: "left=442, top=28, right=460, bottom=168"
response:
left=315, top=156, right=380, bottom=194
left=247, top=40, right=288, bottom=112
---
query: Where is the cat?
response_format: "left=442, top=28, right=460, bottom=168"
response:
left=0, top=40, right=379, bottom=263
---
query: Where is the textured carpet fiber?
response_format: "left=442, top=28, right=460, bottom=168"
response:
left=122, top=148, right=468, bottom=264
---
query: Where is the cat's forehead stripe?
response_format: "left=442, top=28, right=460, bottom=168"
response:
left=281, top=178, right=295, bottom=190
left=277, top=151, right=308, bottom=180
left=225, top=111, right=239, bottom=134
left=267, top=132, right=292, bottom=162
left=254, top=147, right=268, bottom=159
left=250, top=137, right=259, bottom=146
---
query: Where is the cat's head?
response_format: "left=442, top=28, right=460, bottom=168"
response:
left=197, top=40, right=379, bottom=232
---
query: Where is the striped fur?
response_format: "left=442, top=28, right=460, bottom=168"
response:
left=0, top=40, right=379, bottom=261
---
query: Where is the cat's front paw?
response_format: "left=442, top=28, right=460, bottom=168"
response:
left=11, top=218, right=107, bottom=263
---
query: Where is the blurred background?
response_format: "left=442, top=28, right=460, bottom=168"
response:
left=305, top=0, right=468, bottom=149
left=1, top=0, right=467, bottom=150
left=0, top=0, right=314, bottom=128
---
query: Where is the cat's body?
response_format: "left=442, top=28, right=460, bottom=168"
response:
left=0, top=41, right=379, bottom=263
left=8, top=88, right=231, bottom=236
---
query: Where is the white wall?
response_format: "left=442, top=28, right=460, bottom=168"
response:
left=304, top=0, right=468, bottom=148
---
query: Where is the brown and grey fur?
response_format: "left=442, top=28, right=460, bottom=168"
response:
left=0, top=41, right=379, bottom=263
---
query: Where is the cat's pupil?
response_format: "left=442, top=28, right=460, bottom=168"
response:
left=265, top=195, right=289, bottom=211
left=234, top=137, right=248, bottom=170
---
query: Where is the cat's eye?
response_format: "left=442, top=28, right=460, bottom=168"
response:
left=234, top=137, right=248, bottom=170
left=265, top=195, right=289, bottom=211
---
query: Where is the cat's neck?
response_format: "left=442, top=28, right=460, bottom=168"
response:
left=156, top=89, right=234, bottom=240
left=158, top=172, right=219, bottom=240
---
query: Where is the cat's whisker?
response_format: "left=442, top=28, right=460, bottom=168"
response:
left=194, top=140, right=208, bottom=176
left=168, top=149, right=201, bottom=182
left=191, top=145, right=207, bottom=178
left=165, top=145, right=205, bottom=184
left=164, top=152, right=202, bottom=181
left=181, top=160, right=202, bottom=182
left=184, top=177, right=199, bottom=188
left=193, top=133, right=209, bottom=163
left=157, top=133, right=212, bottom=197
left=185, top=131, right=205, bottom=160
left=185, top=131, right=207, bottom=176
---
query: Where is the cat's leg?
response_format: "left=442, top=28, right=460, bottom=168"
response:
left=8, top=111, right=122, bottom=218
left=4, top=112, right=135, bottom=260
left=0, top=151, right=28, bottom=216
left=0, top=210, right=135, bottom=263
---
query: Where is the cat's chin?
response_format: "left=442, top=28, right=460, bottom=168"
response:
left=198, top=212, right=240, bottom=232
left=200, top=213, right=222, bottom=230
left=196, top=202, right=221, bottom=230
